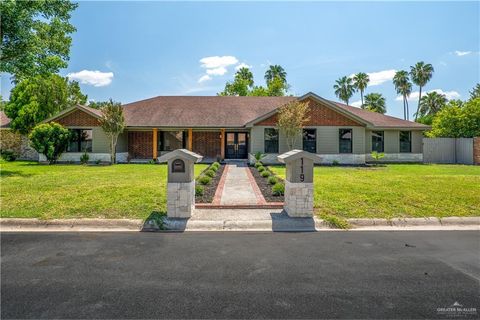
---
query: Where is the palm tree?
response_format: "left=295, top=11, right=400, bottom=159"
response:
left=469, top=83, right=480, bottom=100
left=410, top=62, right=434, bottom=121
left=265, top=65, right=287, bottom=84
left=418, top=91, right=447, bottom=117
left=235, top=67, right=254, bottom=87
left=393, top=70, right=413, bottom=120
left=364, top=93, right=386, bottom=114
left=352, top=72, right=369, bottom=106
left=333, top=76, right=355, bottom=105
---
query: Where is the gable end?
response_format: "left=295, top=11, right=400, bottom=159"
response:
left=54, top=109, right=100, bottom=127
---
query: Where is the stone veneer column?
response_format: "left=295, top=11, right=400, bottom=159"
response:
left=167, top=180, right=195, bottom=218
left=284, top=180, right=314, bottom=217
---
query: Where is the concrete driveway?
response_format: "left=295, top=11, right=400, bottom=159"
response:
left=1, top=231, right=479, bottom=319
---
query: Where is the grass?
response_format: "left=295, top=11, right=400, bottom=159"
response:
left=269, top=164, right=480, bottom=219
left=0, top=161, right=208, bottom=220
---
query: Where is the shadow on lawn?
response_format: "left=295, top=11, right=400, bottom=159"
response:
left=0, top=169, right=34, bottom=178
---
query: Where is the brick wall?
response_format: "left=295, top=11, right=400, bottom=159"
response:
left=474, top=137, right=480, bottom=165
left=128, top=131, right=153, bottom=159
left=55, top=109, right=100, bottom=127
left=192, top=131, right=221, bottom=158
left=255, top=98, right=361, bottom=126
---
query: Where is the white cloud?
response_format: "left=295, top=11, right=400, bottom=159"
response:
left=198, top=75, right=212, bottom=83
left=454, top=50, right=472, bottom=56
left=200, top=56, right=238, bottom=69
left=235, top=62, right=252, bottom=70
left=206, top=67, right=227, bottom=76
left=351, top=100, right=363, bottom=107
left=349, top=69, right=397, bottom=86
left=67, top=70, right=114, bottom=87
left=396, top=89, right=461, bottom=101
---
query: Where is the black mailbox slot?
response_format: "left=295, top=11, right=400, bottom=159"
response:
left=172, top=159, right=185, bottom=173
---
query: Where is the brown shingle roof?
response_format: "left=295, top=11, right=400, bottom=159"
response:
left=331, top=101, right=429, bottom=129
left=122, top=96, right=296, bottom=127
left=0, top=111, right=11, bottom=128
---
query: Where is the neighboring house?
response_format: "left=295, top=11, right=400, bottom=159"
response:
left=19, top=92, right=430, bottom=164
left=0, top=111, right=39, bottom=160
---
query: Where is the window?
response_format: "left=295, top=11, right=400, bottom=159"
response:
left=67, top=129, right=92, bottom=152
left=399, top=131, right=411, bottom=153
left=371, top=131, right=384, bottom=152
left=158, top=131, right=186, bottom=151
left=303, top=129, right=316, bottom=153
left=339, top=129, right=352, bottom=153
left=264, top=128, right=279, bottom=153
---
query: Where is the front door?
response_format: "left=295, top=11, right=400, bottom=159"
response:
left=225, top=132, right=248, bottom=159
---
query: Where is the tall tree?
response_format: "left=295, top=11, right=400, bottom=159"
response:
left=363, top=93, right=387, bottom=114
left=4, top=74, right=87, bottom=134
left=410, top=62, right=434, bottom=121
left=333, top=76, right=355, bottom=105
left=418, top=91, right=447, bottom=118
left=276, top=101, right=310, bottom=150
left=235, top=67, right=254, bottom=87
left=99, top=99, right=125, bottom=164
left=265, top=65, right=287, bottom=85
left=352, top=72, right=369, bottom=106
left=469, top=83, right=480, bottom=101
left=219, top=66, right=288, bottom=96
left=428, top=98, right=480, bottom=138
left=393, top=70, right=413, bottom=120
left=0, top=0, right=78, bottom=81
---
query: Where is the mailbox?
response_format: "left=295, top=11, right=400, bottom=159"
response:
left=278, top=150, right=319, bottom=217
left=158, top=149, right=203, bottom=218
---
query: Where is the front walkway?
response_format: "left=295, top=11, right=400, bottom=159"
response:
left=215, top=162, right=265, bottom=205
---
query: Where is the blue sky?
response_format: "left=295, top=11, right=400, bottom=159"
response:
left=2, top=1, right=479, bottom=119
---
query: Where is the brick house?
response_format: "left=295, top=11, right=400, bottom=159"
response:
left=24, top=92, right=432, bottom=164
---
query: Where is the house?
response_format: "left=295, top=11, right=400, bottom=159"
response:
left=36, top=92, right=428, bottom=164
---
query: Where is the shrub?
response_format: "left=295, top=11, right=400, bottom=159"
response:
left=29, top=122, right=71, bottom=164
left=212, top=161, right=220, bottom=168
left=261, top=170, right=271, bottom=178
left=195, top=185, right=204, bottom=196
left=268, top=176, right=277, bottom=185
left=95, top=159, right=101, bottom=165
left=272, top=183, right=285, bottom=196
left=254, top=151, right=266, bottom=162
left=332, top=160, right=340, bottom=166
left=370, top=151, right=385, bottom=162
left=0, top=150, right=17, bottom=161
left=205, top=169, right=216, bottom=178
left=80, top=152, right=89, bottom=164
left=254, top=161, right=262, bottom=168
left=257, top=165, right=265, bottom=172
left=209, top=165, right=218, bottom=172
left=198, top=175, right=212, bottom=185
left=148, top=159, right=156, bottom=164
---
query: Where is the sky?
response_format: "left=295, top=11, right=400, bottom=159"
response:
left=1, top=1, right=479, bottom=120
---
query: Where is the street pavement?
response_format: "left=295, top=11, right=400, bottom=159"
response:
left=1, top=231, right=479, bottom=319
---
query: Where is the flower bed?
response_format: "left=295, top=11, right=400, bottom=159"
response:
left=195, top=162, right=225, bottom=203
left=249, top=163, right=284, bottom=203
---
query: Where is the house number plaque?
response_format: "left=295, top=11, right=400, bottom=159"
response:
left=300, top=157, right=305, bottom=182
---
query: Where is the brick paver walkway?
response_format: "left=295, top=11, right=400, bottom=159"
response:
left=216, top=162, right=265, bottom=205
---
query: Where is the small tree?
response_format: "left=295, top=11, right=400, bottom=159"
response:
left=99, top=99, right=125, bottom=164
left=29, top=122, right=71, bottom=164
left=276, top=101, right=310, bottom=150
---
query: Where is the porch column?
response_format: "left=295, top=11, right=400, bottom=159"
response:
left=188, top=128, right=193, bottom=151
left=152, top=128, right=158, bottom=160
left=220, top=128, right=225, bottom=160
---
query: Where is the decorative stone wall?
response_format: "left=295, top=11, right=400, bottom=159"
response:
left=284, top=180, right=314, bottom=217
left=474, top=137, right=480, bottom=165
left=167, top=181, right=195, bottom=218
left=0, top=129, right=38, bottom=160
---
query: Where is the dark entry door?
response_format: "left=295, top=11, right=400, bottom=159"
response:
left=225, top=132, right=248, bottom=159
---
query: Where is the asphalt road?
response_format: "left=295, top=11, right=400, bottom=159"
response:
left=2, top=231, right=479, bottom=319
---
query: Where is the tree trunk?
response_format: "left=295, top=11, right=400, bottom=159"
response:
left=415, top=86, right=422, bottom=121
left=406, top=99, right=410, bottom=121
left=403, top=96, right=406, bottom=120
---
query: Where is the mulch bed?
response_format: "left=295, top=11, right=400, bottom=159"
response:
left=249, top=166, right=284, bottom=203
left=195, top=165, right=225, bottom=203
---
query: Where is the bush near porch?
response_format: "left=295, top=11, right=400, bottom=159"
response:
left=269, top=164, right=480, bottom=219
left=0, top=161, right=208, bottom=219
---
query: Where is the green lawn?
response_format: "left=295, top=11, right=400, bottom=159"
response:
left=1, top=161, right=208, bottom=219
left=269, top=164, right=480, bottom=219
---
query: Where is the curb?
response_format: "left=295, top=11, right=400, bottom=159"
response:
left=1, top=217, right=478, bottom=232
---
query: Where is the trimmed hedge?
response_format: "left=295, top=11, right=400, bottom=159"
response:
left=268, top=176, right=277, bottom=185
left=261, top=170, right=270, bottom=178
left=195, top=185, right=204, bottom=196
left=205, top=169, right=216, bottom=178
left=254, top=162, right=262, bottom=168
left=257, top=166, right=265, bottom=172
left=198, top=176, right=212, bottom=185
left=272, top=183, right=285, bottom=196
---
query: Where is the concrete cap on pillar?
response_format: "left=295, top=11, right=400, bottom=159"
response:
left=157, top=149, right=203, bottom=163
left=277, top=149, right=320, bottom=163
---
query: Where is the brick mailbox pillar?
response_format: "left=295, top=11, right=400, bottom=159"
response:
left=278, top=150, right=319, bottom=218
left=158, top=149, right=203, bottom=218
